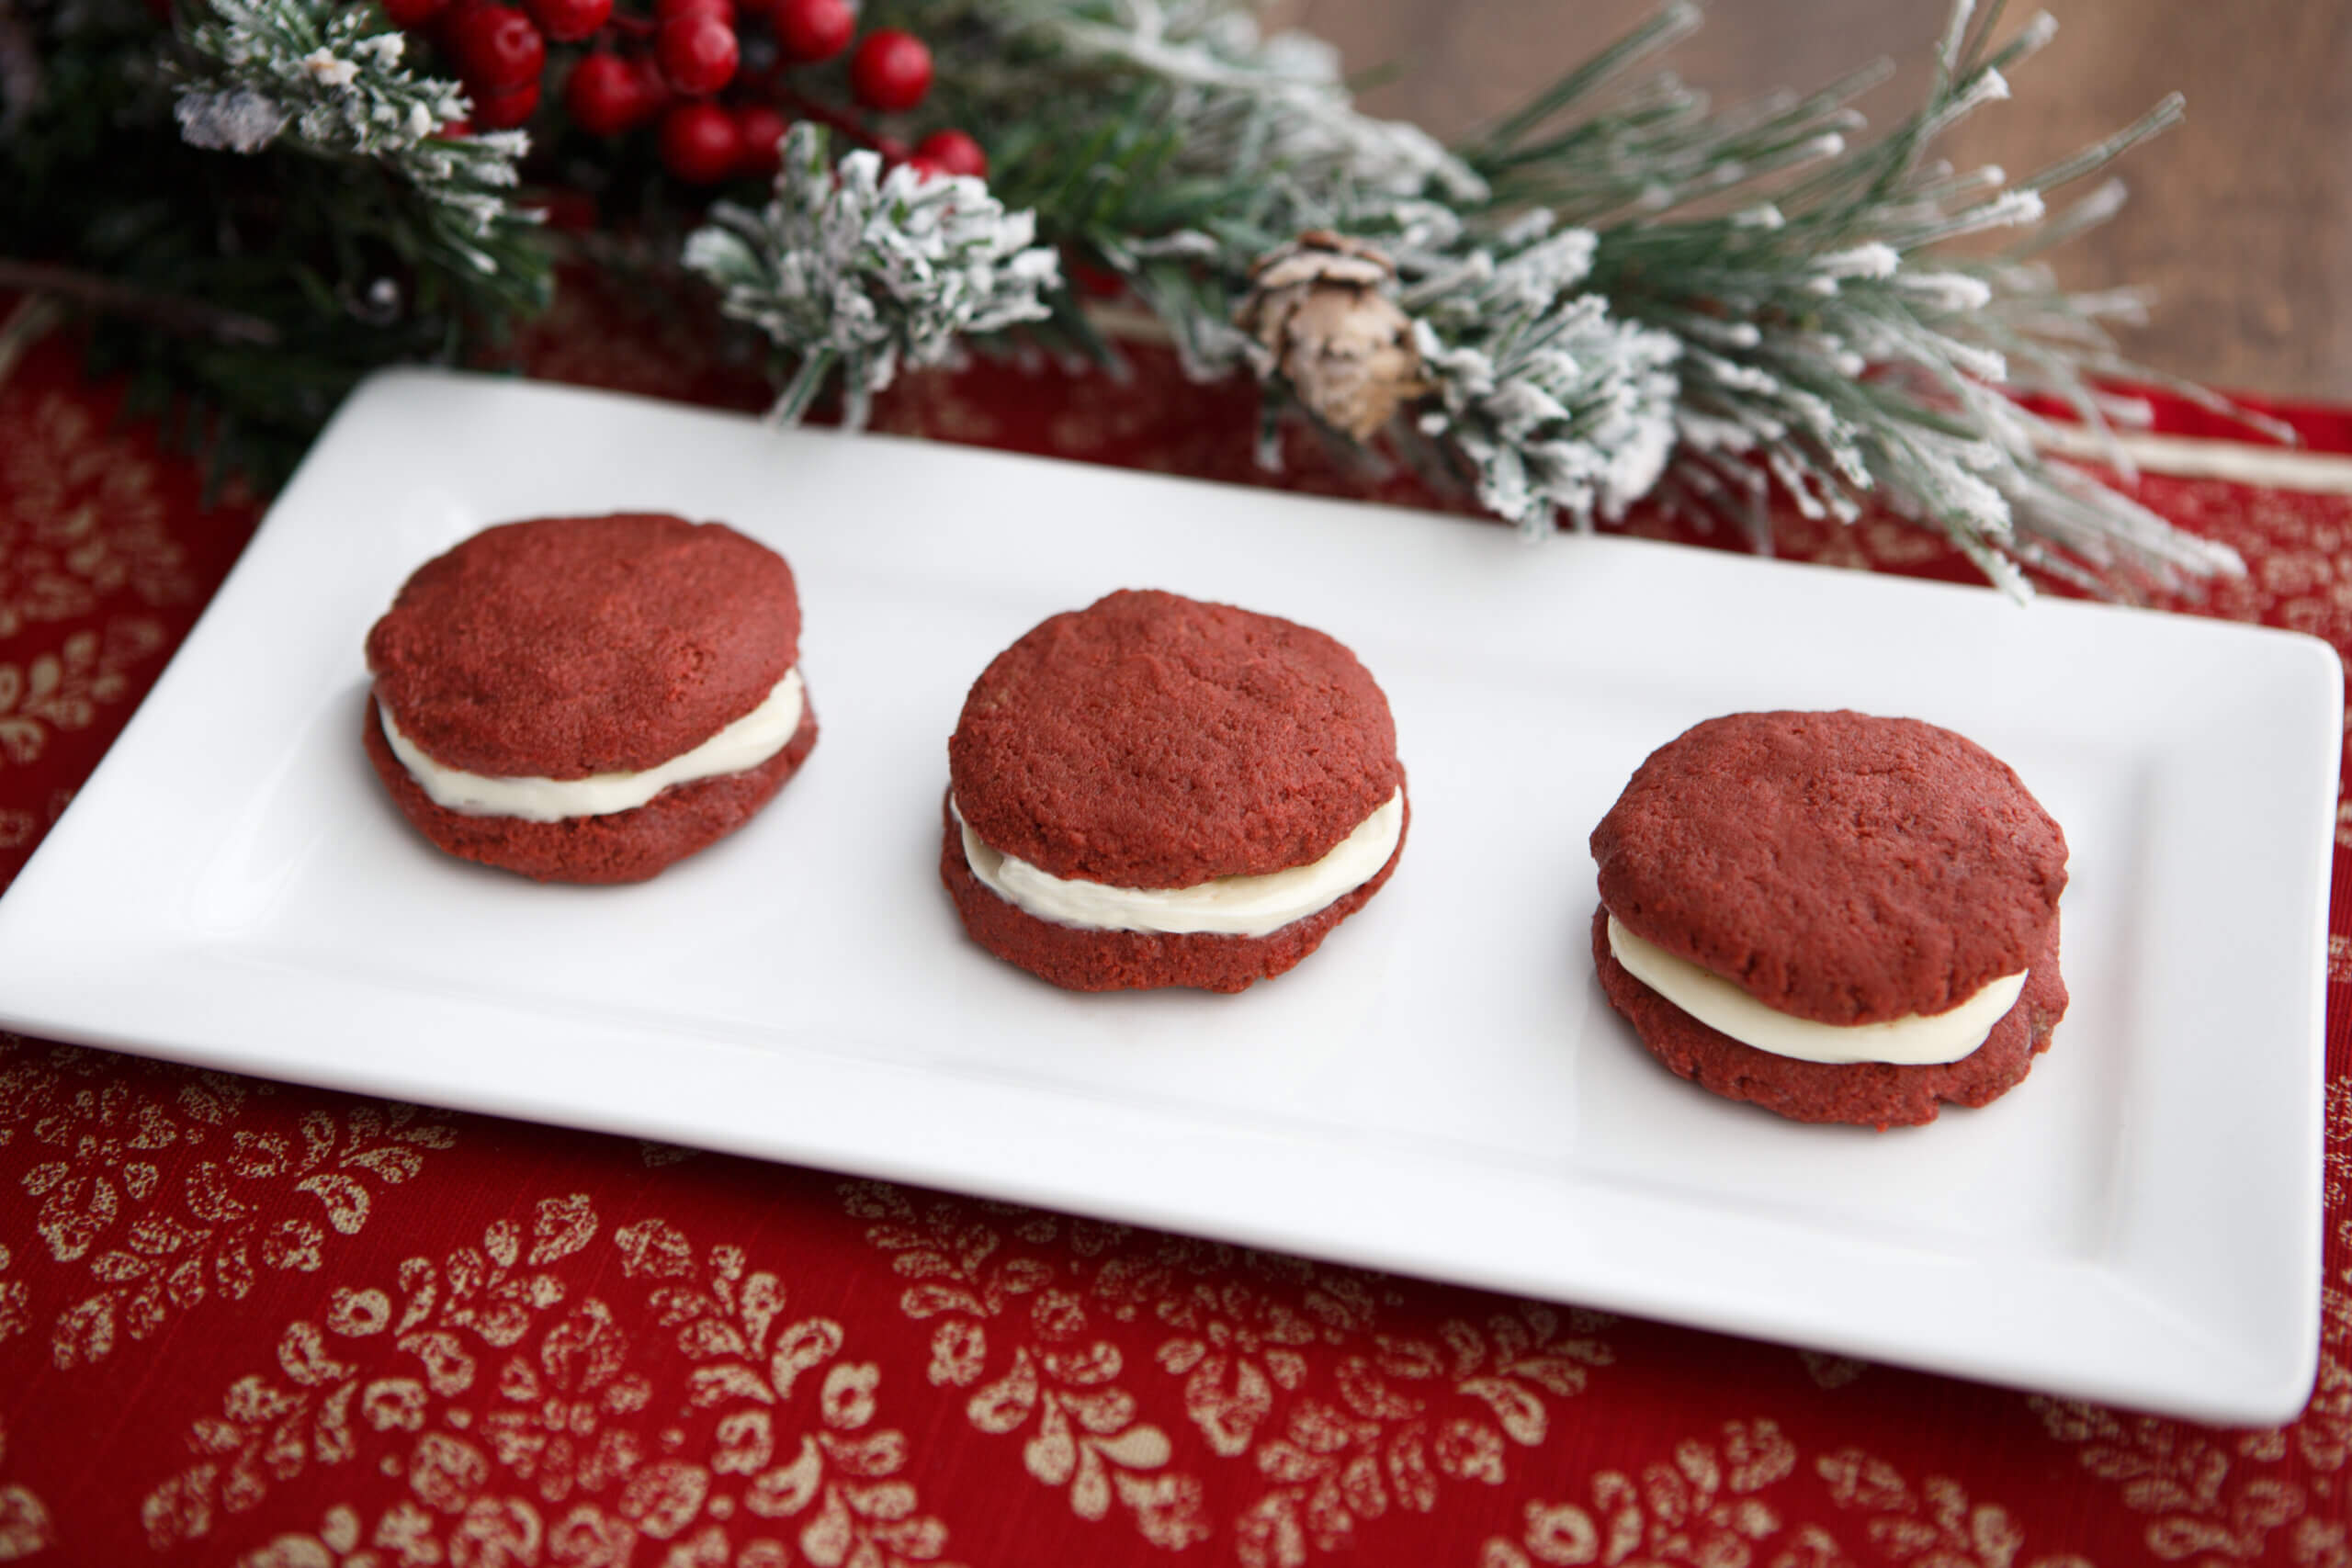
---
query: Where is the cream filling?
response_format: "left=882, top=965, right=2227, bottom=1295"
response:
left=1605, top=913, right=2027, bottom=1066
left=956, top=788, right=1404, bottom=937
left=380, top=667, right=805, bottom=822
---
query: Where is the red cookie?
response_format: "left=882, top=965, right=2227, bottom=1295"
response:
left=945, top=590, right=1407, bottom=991
left=1592, top=908, right=2068, bottom=1129
left=1589, top=711, right=2069, bottom=1127
left=364, top=513, right=817, bottom=884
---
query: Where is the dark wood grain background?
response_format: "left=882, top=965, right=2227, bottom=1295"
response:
left=1264, top=0, right=2351, bottom=403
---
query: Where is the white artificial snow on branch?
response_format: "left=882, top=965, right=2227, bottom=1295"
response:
left=684, top=123, right=1063, bottom=430
left=1394, top=212, right=1681, bottom=534
left=1004, top=0, right=1487, bottom=199
left=175, top=0, right=528, bottom=268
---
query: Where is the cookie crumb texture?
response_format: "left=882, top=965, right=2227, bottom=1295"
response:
left=1592, top=908, right=2067, bottom=1128
left=366, top=697, right=818, bottom=885
left=1591, top=710, right=2067, bottom=1026
left=943, top=793, right=1408, bottom=992
left=949, top=589, right=1402, bottom=889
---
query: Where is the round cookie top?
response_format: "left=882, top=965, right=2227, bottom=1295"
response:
left=1591, top=710, right=2067, bottom=1027
left=949, top=589, right=1402, bottom=889
left=367, top=513, right=800, bottom=779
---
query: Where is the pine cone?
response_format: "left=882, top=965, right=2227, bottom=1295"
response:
left=1236, top=231, right=1425, bottom=442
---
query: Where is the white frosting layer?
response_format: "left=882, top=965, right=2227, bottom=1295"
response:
left=381, top=667, right=805, bottom=822
left=956, top=788, right=1404, bottom=937
left=1605, top=914, right=2027, bottom=1066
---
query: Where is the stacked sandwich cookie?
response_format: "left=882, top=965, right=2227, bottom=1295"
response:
left=944, top=590, right=1408, bottom=992
left=364, top=513, right=819, bottom=884
left=1589, top=710, right=2069, bottom=1128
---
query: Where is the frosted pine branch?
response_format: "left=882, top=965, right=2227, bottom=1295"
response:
left=684, top=123, right=1062, bottom=430
left=1396, top=213, right=1681, bottom=533
left=1478, top=0, right=2256, bottom=594
left=175, top=0, right=529, bottom=272
left=145, top=0, right=2264, bottom=597
left=989, top=0, right=1486, bottom=200
left=909, top=0, right=2256, bottom=592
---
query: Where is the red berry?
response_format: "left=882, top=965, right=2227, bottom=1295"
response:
left=659, top=100, right=740, bottom=182
left=733, top=104, right=790, bottom=175
left=849, top=28, right=931, bottom=113
left=658, top=11, right=738, bottom=96
left=526, top=0, right=607, bottom=40
left=914, top=129, right=985, bottom=179
left=439, top=117, right=474, bottom=136
left=380, top=0, right=447, bottom=29
left=448, top=5, right=544, bottom=92
left=773, top=0, right=851, bottom=61
left=654, top=0, right=730, bottom=20
left=471, top=75, right=540, bottom=128
left=899, top=155, right=947, bottom=182
left=565, top=51, right=657, bottom=134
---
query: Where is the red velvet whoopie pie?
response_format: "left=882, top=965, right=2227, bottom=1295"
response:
left=364, top=513, right=818, bottom=884
left=943, top=589, right=1408, bottom=992
left=1589, top=710, right=2069, bottom=1128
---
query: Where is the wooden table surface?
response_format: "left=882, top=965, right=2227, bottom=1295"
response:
left=1269, top=0, right=2351, bottom=406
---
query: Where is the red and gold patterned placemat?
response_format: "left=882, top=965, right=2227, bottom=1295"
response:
left=3, top=298, right=2350, bottom=1566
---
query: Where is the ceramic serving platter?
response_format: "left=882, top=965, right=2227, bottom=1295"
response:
left=0, top=368, right=2337, bottom=1424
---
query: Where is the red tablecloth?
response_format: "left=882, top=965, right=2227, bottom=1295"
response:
left=4, top=295, right=2350, bottom=1567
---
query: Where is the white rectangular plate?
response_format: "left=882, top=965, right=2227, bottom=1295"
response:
left=0, top=369, right=2338, bottom=1424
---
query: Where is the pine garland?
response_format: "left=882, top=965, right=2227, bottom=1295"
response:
left=0, top=0, right=2274, bottom=595
left=913, top=0, right=2270, bottom=594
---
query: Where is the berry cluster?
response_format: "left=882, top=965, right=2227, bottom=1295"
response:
left=378, top=0, right=987, bottom=186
